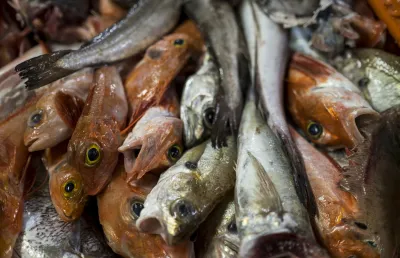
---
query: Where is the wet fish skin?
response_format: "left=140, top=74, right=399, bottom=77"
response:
left=181, top=53, right=219, bottom=149
left=67, top=66, right=128, bottom=196
left=16, top=0, right=182, bottom=90
left=184, top=0, right=249, bottom=148
left=136, top=138, right=237, bottom=245
left=256, top=0, right=319, bottom=17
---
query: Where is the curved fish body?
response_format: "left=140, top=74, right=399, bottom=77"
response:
left=136, top=138, right=237, bottom=245
left=195, top=193, right=239, bottom=258
left=291, top=128, right=379, bottom=257
left=287, top=52, right=379, bottom=149
left=97, top=164, right=194, bottom=258
left=184, top=0, right=249, bottom=148
left=24, top=68, right=94, bottom=152
left=16, top=0, right=182, bottom=90
left=240, top=0, right=316, bottom=215
left=334, top=48, right=400, bottom=112
left=181, top=53, right=219, bottom=149
left=235, top=89, right=325, bottom=258
left=67, top=66, right=128, bottom=196
left=119, top=87, right=183, bottom=183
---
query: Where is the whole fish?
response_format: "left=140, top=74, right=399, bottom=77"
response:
left=184, top=0, right=249, bottom=148
left=67, top=66, right=128, bottom=196
left=334, top=48, right=400, bottom=112
left=24, top=68, right=94, bottom=152
left=240, top=0, right=316, bottom=215
left=97, top=163, right=194, bottom=258
left=235, top=88, right=325, bottom=258
left=181, top=53, right=219, bottom=149
left=15, top=0, right=182, bottom=90
left=122, top=20, right=203, bottom=133
left=136, top=138, right=237, bottom=245
left=118, top=88, right=183, bottom=183
left=195, top=193, right=239, bottom=258
left=291, top=128, right=379, bottom=258
left=287, top=52, right=379, bottom=149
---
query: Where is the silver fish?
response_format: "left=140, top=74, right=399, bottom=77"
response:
left=180, top=53, right=219, bottom=148
left=136, top=138, right=237, bottom=245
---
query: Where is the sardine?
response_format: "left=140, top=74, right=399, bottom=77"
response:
left=97, top=163, right=194, bottom=258
left=291, top=128, right=379, bottom=257
left=287, top=52, right=379, bottom=149
left=67, top=66, right=128, bottom=196
left=16, top=0, right=182, bottom=90
left=235, top=88, right=326, bottom=258
left=181, top=53, right=219, bottom=149
left=184, top=0, right=249, bottom=148
left=136, top=138, right=237, bottom=245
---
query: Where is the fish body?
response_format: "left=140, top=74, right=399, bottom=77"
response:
left=24, top=68, right=94, bottom=152
left=184, top=0, right=249, bottom=148
left=67, top=66, right=128, bottom=196
left=136, top=138, right=237, bottom=245
left=335, top=48, right=400, bottom=112
left=291, top=128, right=379, bottom=257
left=16, top=0, right=182, bottom=90
left=97, top=164, right=194, bottom=258
left=181, top=53, right=219, bottom=148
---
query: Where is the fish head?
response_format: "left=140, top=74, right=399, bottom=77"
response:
left=68, top=117, right=120, bottom=195
left=24, top=91, right=84, bottom=151
left=288, top=53, right=379, bottom=149
left=49, top=160, right=87, bottom=222
left=119, top=116, right=183, bottom=181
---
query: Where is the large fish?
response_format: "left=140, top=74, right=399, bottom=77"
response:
left=184, top=0, right=249, bottom=148
left=334, top=48, right=400, bottom=112
left=287, top=53, right=379, bottom=149
left=291, top=128, right=379, bottom=257
left=24, top=68, right=94, bottom=152
left=239, top=0, right=316, bottom=215
left=97, top=163, right=194, bottom=258
left=67, top=66, right=128, bottom=196
left=235, top=88, right=326, bottom=258
left=181, top=52, right=219, bottom=149
left=15, top=0, right=182, bottom=90
left=136, top=138, right=237, bottom=245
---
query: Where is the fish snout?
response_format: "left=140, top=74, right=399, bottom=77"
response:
left=182, top=108, right=203, bottom=148
left=345, top=107, right=380, bottom=147
left=137, top=210, right=171, bottom=244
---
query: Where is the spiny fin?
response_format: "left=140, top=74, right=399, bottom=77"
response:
left=15, top=50, right=75, bottom=90
left=290, top=52, right=335, bottom=78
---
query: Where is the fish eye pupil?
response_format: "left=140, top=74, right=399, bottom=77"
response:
left=31, top=113, right=42, bottom=124
left=174, top=39, right=184, bottom=46
left=308, top=123, right=322, bottom=136
left=178, top=203, right=189, bottom=216
left=87, top=147, right=99, bottom=161
left=168, top=145, right=181, bottom=161
left=227, top=221, right=237, bottom=233
left=203, top=108, right=215, bottom=128
left=65, top=182, right=74, bottom=193
left=131, top=202, right=144, bottom=217
left=358, top=77, right=369, bottom=88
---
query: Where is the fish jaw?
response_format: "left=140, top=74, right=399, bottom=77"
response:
left=181, top=106, right=204, bottom=149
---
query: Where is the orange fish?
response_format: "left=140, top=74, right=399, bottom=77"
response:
left=67, top=66, right=128, bottom=196
left=291, top=128, right=379, bottom=258
left=97, top=163, right=194, bottom=258
left=121, top=20, right=203, bottom=134
left=287, top=53, right=379, bottom=149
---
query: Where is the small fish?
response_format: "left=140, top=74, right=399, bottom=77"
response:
left=24, top=68, right=94, bottom=152
left=67, top=66, right=128, bottom=196
left=291, top=128, right=379, bottom=258
left=195, top=193, right=239, bottom=258
left=136, top=138, right=237, bottom=245
left=16, top=0, right=182, bottom=90
left=184, top=0, right=249, bottom=148
left=119, top=88, right=183, bottom=183
left=181, top=53, right=218, bottom=149
left=235, top=88, right=326, bottom=258
left=334, top=48, right=400, bottom=112
left=97, top=163, right=194, bottom=258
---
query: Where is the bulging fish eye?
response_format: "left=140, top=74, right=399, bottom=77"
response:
left=173, top=38, right=185, bottom=47
left=62, top=180, right=81, bottom=199
left=170, top=199, right=195, bottom=219
left=167, top=144, right=182, bottom=162
left=28, top=110, right=43, bottom=127
left=306, top=121, right=323, bottom=139
left=131, top=200, right=144, bottom=218
left=227, top=221, right=237, bottom=233
left=203, top=107, right=215, bottom=129
left=85, top=143, right=101, bottom=167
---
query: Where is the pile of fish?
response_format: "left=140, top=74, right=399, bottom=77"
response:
left=1, top=0, right=400, bottom=257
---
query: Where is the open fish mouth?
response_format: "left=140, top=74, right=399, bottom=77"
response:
left=347, top=108, right=380, bottom=147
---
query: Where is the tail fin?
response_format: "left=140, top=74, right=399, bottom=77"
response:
left=15, top=50, right=75, bottom=90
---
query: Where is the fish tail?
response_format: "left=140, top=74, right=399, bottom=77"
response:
left=15, top=50, right=75, bottom=90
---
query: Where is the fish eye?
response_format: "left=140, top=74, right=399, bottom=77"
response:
left=62, top=180, right=80, bottom=199
left=227, top=221, right=237, bottom=233
left=203, top=107, right=215, bottom=129
left=131, top=200, right=144, bottom=218
left=173, top=38, right=185, bottom=47
left=28, top=110, right=43, bottom=127
left=170, top=199, right=195, bottom=219
left=306, top=121, right=323, bottom=139
left=85, top=143, right=101, bottom=167
left=358, top=77, right=369, bottom=88
left=167, top=144, right=182, bottom=162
